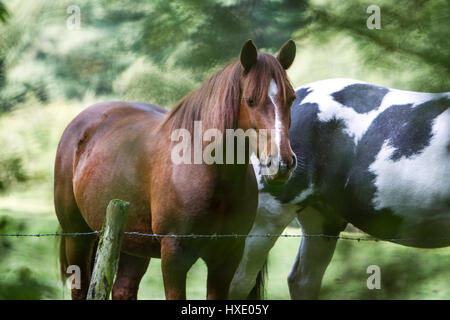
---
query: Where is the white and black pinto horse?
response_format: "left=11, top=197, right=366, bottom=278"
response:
left=230, top=78, right=450, bottom=299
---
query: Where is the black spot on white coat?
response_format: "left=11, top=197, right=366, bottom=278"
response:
left=332, top=84, right=389, bottom=113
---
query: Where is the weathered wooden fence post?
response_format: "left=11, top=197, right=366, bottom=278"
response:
left=87, top=199, right=130, bottom=300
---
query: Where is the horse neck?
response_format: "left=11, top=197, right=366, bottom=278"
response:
left=198, top=125, right=252, bottom=180
left=157, top=114, right=251, bottom=181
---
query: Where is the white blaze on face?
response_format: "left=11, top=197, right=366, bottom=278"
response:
left=268, top=79, right=282, bottom=157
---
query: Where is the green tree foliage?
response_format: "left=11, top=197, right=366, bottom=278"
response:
left=0, top=0, right=307, bottom=112
left=0, top=1, right=9, bottom=23
left=0, top=156, right=27, bottom=192
left=0, top=1, right=9, bottom=96
left=142, top=0, right=308, bottom=74
left=298, top=0, right=450, bottom=92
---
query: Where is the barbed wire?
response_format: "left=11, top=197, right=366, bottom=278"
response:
left=0, top=230, right=449, bottom=242
left=0, top=231, right=100, bottom=237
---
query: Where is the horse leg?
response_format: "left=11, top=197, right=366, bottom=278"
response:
left=288, top=207, right=346, bottom=299
left=64, top=235, right=97, bottom=300
left=229, top=200, right=296, bottom=299
left=204, top=239, right=246, bottom=300
left=160, top=238, right=197, bottom=300
left=112, top=252, right=150, bottom=300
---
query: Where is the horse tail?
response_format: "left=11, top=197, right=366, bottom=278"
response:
left=247, top=258, right=268, bottom=300
left=58, top=229, right=98, bottom=285
left=58, top=229, right=68, bottom=283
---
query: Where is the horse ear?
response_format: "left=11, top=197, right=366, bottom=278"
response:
left=240, top=40, right=258, bottom=73
left=277, top=39, right=296, bottom=70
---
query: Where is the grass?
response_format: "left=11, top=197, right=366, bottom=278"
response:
left=1, top=185, right=449, bottom=299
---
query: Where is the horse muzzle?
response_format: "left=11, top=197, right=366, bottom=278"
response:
left=260, top=154, right=296, bottom=185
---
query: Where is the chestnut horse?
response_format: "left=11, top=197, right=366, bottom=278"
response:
left=55, top=40, right=297, bottom=299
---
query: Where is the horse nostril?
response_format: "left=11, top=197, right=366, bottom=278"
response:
left=290, top=155, right=297, bottom=169
left=267, top=158, right=272, bottom=168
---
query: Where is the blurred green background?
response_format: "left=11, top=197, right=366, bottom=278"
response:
left=0, top=0, right=449, bottom=299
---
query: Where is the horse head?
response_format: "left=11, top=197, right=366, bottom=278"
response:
left=237, top=39, right=297, bottom=184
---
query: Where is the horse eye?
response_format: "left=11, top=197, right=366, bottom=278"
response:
left=245, top=97, right=255, bottom=107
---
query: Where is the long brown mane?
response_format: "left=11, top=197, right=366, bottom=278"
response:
left=160, top=53, right=294, bottom=134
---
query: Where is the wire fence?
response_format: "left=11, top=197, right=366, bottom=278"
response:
left=0, top=230, right=449, bottom=242
left=1, top=228, right=449, bottom=300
